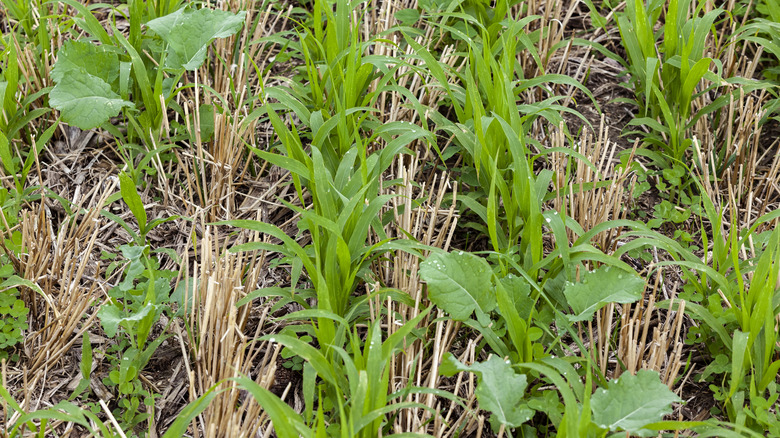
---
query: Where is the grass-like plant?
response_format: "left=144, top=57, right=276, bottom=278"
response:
left=0, top=384, right=124, bottom=437
left=614, top=178, right=780, bottom=432
left=3, top=0, right=780, bottom=435
left=409, top=20, right=595, bottom=278
left=616, top=0, right=727, bottom=167
left=216, top=0, right=437, bottom=432
left=736, top=0, right=780, bottom=122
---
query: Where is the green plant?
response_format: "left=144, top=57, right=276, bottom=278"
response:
left=3, top=0, right=778, bottom=435
left=244, top=0, right=417, bottom=174
left=48, top=1, right=244, bottom=152
left=102, top=173, right=181, bottom=248
left=441, top=354, right=535, bottom=432
left=419, top=241, right=654, bottom=434
left=416, top=0, right=521, bottom=47
left=0, top=0, right=60, bottom=49
left=735, top=0, right=780, bottom=122
left=213, top=4, right=453, bottom=434
left=0, top=183, right=28, bottom=363
left=0, top=32, right=58, bottom=196
left=614, top=183, right=780, bottom=433
left=0, top=384, right=123, bottom=437
left=615, top=0, right=734, bottom=170
left=0, top=25, right=53, bottom=135
left=95, top=173, right=180, bottom=435
left=589, top=369, right=682, bottom=436
left=69, top=333, right=93, bottom=400
left=0, top=260, right=28, bottom=361
left=737, top=0, right=780, bottom=81
left=223, top=142, right=432, bottom=432
left=442, top=354, right=685, bottom=437
left=280, top=334, right=312, bottom=371
left=252, top=308, right=434, bottom=437
left=409, top=14, right=596, bottom=279
left=420, top=250, right=542, bottom=363
left=226, top=0, right=433, bottom=348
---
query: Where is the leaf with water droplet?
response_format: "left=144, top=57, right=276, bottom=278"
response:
left=440, top=354, right=532, bottom=429
left=591, top=369, right=681, bottom=436
left=564, top=265, right=644, bottom=322
left=420, top=251, right=495, bottom=321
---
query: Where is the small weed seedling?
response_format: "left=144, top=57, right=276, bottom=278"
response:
left=97, top=173, right=179, bottom=435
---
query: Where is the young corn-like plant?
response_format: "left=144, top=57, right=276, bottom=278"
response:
left=616, top=0, right=726, bottom=166
left=0, top=31, right=56, bottom=190
left=220, top=0, right=435, bottom=433
left=414, top=17, right=595, bottom=278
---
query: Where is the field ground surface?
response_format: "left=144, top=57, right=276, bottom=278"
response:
left=1, top=0, right=780, bottom=436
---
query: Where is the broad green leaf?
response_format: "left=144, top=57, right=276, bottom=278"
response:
left=440, top=354, right=532, bottom=429
left=51, top=40, right=119, bottom=86
left=146, top=7, right=247, bottom=71
left=49, top=70, right=133, bottom=130
left=472, top=357, right=532, bottom=429
left=419, top=251, right=495, bottom=321
left=97, top=303, right=156, bottom=338
left=591, top=369, right=681, bottom=436
left=498, top=274, right=534, bottom=320
left=119, top=244, right=145, bottom=262
left=564, top=265, right=644, bottom=322
left=395, top=8, right=420, bottom=24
